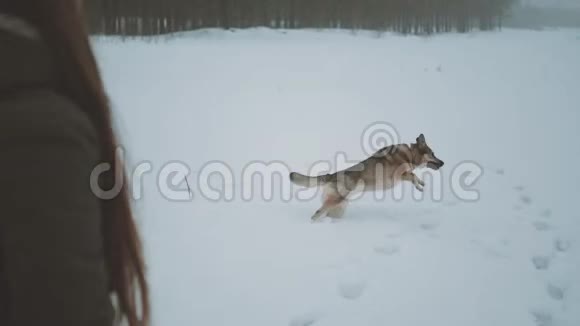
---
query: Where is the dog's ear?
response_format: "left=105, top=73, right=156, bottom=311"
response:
left=416, top=134, right=426, bottom=144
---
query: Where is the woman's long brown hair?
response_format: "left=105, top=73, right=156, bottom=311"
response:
left=0, top=1, right=149, bottom=325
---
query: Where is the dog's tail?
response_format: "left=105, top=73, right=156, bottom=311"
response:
left=289, top=172, right=331, bottom=188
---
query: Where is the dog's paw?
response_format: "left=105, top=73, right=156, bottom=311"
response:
left=311, top=213, right=325, bottom=223
left=413, top=180, right=424, bottom=192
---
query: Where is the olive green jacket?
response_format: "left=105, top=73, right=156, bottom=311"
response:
left=0, top=20, right=114, bottom=326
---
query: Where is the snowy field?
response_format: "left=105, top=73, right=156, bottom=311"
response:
left=95, top=28, right=580, bottom=326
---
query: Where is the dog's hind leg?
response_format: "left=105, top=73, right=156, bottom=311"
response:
left=311, top=189, right=348, bottom=222
left=311, top=199, right=341, bottom=221
left=311, top=206, right=328, bottom=221
left=327, top=201, right=348, bottom=219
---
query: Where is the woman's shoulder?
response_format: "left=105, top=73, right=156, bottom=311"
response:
left=0, top=90, right=98, bottom=151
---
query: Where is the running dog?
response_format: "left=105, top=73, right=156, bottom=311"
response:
left=290, top=134, right=444, bottom=221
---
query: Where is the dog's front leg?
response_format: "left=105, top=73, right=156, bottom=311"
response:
left=402, top=172, right=424, bottom=192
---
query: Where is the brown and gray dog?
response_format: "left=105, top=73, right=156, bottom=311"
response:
left=290, top=134, right=444, bottom=221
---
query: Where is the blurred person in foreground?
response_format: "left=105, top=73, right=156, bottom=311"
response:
left=0, top=1, right=149, bottom=325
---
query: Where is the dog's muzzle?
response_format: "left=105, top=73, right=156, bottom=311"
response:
left=427, top=160, right=444, bottom=170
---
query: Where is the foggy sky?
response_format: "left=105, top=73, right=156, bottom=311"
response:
left=526, top=0, right=580, bottom=8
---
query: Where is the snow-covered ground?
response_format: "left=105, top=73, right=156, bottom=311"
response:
left=95, top=28, right=580, bottom=326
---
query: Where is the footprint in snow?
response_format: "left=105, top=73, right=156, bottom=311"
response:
left=420, top=222, right=439, bottom=231
left=532, top=221, right=551, bottom=231
left=546, top=283, right=565, bottom=301
left=554, top=238, right=570, bottom=253
left=338, top=280, right=367, bottom=300
left=531, top=256, right=551, bottom=270
left=540, top=209, right=552, bottom=218
left=289, top=311, right=322, bottom=326
left=530, top=309, right=553, bottom=326
left=373, top=244, right=400, bottom=256
left=520, top=195, right=533, bottom=205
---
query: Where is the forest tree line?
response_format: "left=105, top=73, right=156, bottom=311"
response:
left=85, top=0, right=516, bottom=36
